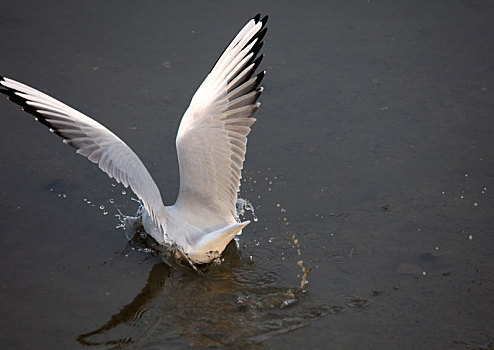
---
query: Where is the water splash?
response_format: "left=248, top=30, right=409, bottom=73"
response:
left=236, top=198, right=258, bottom=222
left=248, top=169, right=312, bottom=290
left=281, top=205, right=311, bottom=289
left=75, top=170, right=334, bottom=348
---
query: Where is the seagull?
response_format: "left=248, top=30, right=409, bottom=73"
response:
left=1, top=14, right=268, bottom=266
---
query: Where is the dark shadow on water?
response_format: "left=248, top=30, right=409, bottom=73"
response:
left=77, top=238, right=335, bottom=349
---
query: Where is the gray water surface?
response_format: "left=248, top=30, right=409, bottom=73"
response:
left=1, top=1, right=493, bottom=349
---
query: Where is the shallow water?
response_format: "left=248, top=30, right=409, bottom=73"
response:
left=1, top=1, right=494, bottom=349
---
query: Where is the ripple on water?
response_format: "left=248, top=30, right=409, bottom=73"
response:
left=329, top=253, right=349, bottom=264
left=77, top=256, right=335, bottom=348
left=340, top=295, right=371, bottom=309
left=336, top=212, right=350, bottom=221
left=302, top=231, right=323, bottom=241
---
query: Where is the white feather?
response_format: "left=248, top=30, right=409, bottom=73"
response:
left=1, top=14, right=267, bottom=265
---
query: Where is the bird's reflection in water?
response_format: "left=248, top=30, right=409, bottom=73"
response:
left=78, top=238, right=333, bottom=349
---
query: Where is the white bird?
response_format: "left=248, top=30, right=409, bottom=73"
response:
left=1, top=14, right=267, bottom=266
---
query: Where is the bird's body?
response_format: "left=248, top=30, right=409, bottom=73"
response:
left=1, top=15, right=267, bottom=265
left=140, top=197, right=250, bottom=264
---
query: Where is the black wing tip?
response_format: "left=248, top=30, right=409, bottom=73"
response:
left=254, top=70, right=265, bottom=88
left=0, top=80, right=65, bottom=139
left=252, top=54, right=264, bottom=70
left=0, top=76, right=9, bottom=95
left=260, top=15, right=269, bottom=27
left=256, top=27, right=268, bottom=42
left=1, top=84, right=26, bottom=106
left=248, top=16, right=268, bottom=57
left=253, top=14, right=268, bottom=28
left=245, top=26, right=267, bottom=51
left=243, top=56, right=265, bottom=83
left=249, top=40, right=264, bottom=62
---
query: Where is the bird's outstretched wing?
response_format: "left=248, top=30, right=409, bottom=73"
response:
left=0, top=76, right=168, bottom=236
left=175, top=14, right=267, bottom=220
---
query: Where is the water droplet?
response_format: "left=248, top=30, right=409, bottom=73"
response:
left=109, top=198, right=115, bottom=204
left=100, top=205, right=105, bottom=210
left=236, top=197, right=258, bottom=222
left=62, top=194, right=67, bottom=198
left=103, top=211, right=108, bottom=216
left=121, top=190, right=126, bottom=195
